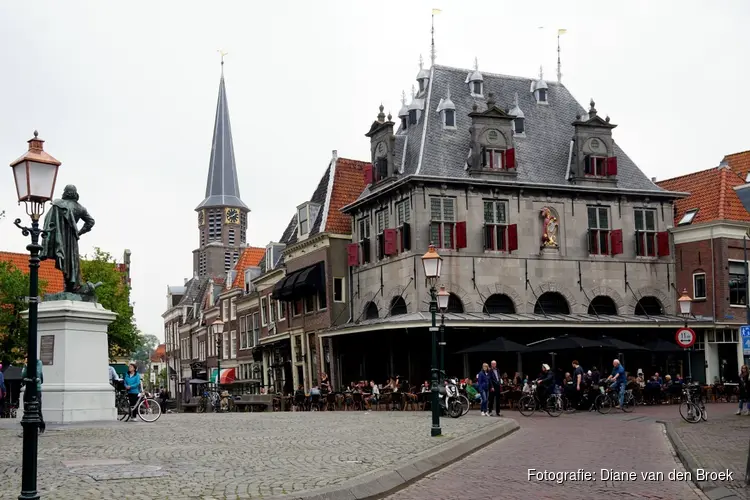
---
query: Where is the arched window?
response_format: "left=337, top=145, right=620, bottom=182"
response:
left=484, top=294, right=516, bottom=314
left=635, top=296, right=664, bottom=316
left=587, top=296, right=618, bottom=315
left=447, top=293, right=464, bottom=314
left=534, top=292, right=570, bottom=315
left=364, top=301, right=379, bottom=320
left=390, top=296, right=407, bottom=316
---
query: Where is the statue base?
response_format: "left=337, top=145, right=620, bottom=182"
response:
left=19, top=300, right=118, bottom=423
left=44, top=281, right=103, bottom=303
left=539, top=245, right=560, bottom=257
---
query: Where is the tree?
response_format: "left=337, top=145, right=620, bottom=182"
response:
left=131, top=333, right=160, bottom=364
left=80, top=248, right=140, bottom=358
left=0, top=261, right=47, bottom=365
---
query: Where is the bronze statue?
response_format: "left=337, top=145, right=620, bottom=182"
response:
left=40, top=185, right=96, bottom=295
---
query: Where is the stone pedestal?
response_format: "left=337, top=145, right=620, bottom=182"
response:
left=19, top=300, right=118, bottom=423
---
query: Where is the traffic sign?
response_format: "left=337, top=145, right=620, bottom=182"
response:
left=675, top=327, right=696, bottom=348
left=742, top=326, right=750, bottom=356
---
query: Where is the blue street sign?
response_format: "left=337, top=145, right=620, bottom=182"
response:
left=742, top=326, right=750, bottom=355
left=741, top=325, right=750, bottom=338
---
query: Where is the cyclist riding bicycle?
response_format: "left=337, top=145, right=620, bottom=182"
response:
left=536, top=364, right=555, bottom=404
left=605, top=358, right=626, bottom=408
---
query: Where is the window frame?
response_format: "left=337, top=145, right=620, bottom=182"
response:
left=634, top=208, right=658, bottom=257
left=693, top=272, right=707, bottom=300
left=318, top=289, right=327, bottom=311
left=230, top=297, right=237, bottom=320
left=268, top=298, right=275, bottom=324
left=222, top=300, right=229, bottom=321
left=585, top=156, right=607, bottom=177
left=483, top=148, right=506, bottom=170
left=471, top=81, right=482, bottom=96
left=277, top=300, right=286, bottom=320
left=230, top=330, right=237, bottom=359
left=252, top=312, right=260, bottom=345
left=587, top=205, right=611, bottom=255
left=375, top=208, right=390, bottom=259
left=483, top=199, right=509, bottom=251
left=395, top=199, right=411, bottom=253
left=222, top=331, right=229, bottom=360
left=728, top=260, right=747, bottom=307
left=537, top=88, right=547, bottom=103
left=430, top=196, right=457, bottom=250
left=298, top=204, right=310, bottom=237
left=444, top=109, right=456, bottom=128
left=293, top=299, right=303, bottom=317
left=333, top=277, right=345, bottom=303
left=304, top=294, right=315, bottom=314
left=358, top=216, right=371, bottom=264
left=260, top=296, right=267, bottom=326
left=678, top=209, right=699, bottom=225
left=239, top=316, right=247, bottom=350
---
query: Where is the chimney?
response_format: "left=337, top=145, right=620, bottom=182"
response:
left=651, top=177, right=656, bottom=183
left=332, top=150, right=338, bottom=160
left=184, top=278, right=188, bottom=285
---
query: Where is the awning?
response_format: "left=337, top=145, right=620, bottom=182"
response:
left=219, top=368, right=236, bottom=384
left=272, top=262, right=324, bottom=301
left=2, top=366, right=23, bottom=381
left=111, top=364, right=128, bottom=378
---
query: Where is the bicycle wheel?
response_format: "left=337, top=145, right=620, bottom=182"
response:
left=448, top=399, right=463, bottom=418
left=545, top=395, right=563, bottom=417
left=595, top=394, right=612, bottom=414
left=117, top=396, right=130, bottom=422
left=137, top=398, right=162, bottom=423
left=679, top=401, right=701, bottom=423
left=459, top=395, right=470, bottom=416
left=621, top=392, right=635, bottom=413
left=518, top=395, right=536, bottom=417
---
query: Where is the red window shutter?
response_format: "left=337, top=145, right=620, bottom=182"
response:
left=505, top=148, right=516, bottom=169
left=456, top=221, right=467, bottom=249
left=384, top=228, right=397, bottom=255
left=610, top=229, right=623, bottom=256
left=346, top=243, right=359, bottom=266
left=657, top=231, right=670, bottom=256
left=507, top=224, right=518, bottom=252
left=364, top=164, right=373, bottom=185
left=606, top=156, right=618, bottom=176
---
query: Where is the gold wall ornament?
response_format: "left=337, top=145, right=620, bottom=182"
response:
left=540, top=207, right=559, bottom=247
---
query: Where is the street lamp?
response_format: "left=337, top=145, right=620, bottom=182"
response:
left=212, top=320, right=224, bottom=386
left=421, top=245, right=443, bottom=437
left=678, top=289, right=693, bottom=382
left=436, top=285, right=450, bottom=383
left=10, top=131, right=61, bottom=500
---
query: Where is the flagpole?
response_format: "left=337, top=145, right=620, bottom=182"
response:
left=557, top=33, right=561, bottom=83
left=431, top=12, right=436, bottom=66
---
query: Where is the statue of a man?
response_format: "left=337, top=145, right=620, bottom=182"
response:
left=40, top=185, right=95, bottom=293
left=541, top=207, right=559, bottom=247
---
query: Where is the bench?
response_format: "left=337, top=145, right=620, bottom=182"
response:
left=181, top=397, right=202, bottom=412
left=234, top=394, right=273, bottom=412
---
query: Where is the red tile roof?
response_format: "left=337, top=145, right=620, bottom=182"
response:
left=0, top=251, right=65, bottom=294
left=325, top=158, right=368, bottom=234
left=231, top=246, right=265, bottom=289
left=724, top=150, right=750, bottom=180
left=150, top=343, right=166, bottom=362
left=657, top=166, right=750, bottom=225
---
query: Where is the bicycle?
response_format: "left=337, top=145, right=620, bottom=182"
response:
left=518, top=383, right=563, bottom=417
left=119, top=389, right=162, bottom=423
left=679, top=383, right=707, bottom=424
left=595, top=385, right=634, bottom=414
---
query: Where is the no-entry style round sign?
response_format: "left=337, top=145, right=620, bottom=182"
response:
left=675, top=327, right=696, bottom=348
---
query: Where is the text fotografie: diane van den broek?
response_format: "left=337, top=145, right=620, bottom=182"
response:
left=528, top=469, right=733, bottom=484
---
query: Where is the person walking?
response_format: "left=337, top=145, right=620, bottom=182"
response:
left=571, top=360, right=585, bottom=409
left=488, top=360, right=503, bottom=416
left=478, top=363, right=491, bottom=416
left=123, top=363, right=141, bottom=420
left=21, top=356, right=45, bottom=433
left=737, top=364, right=749, bottom=415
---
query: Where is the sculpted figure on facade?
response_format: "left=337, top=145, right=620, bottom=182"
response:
left=540, top=207, right=559, bottom=247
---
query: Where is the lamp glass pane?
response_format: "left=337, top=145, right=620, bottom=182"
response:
left=27, top=161, right=57, bottom=200
left=679, top=300, right=691, bottom=315
left=423, top=258, right=438, bottom=278
left=12, top=162, right=28, bottom=200
left=435, top=257, right=442, bottom=278
left=437, top=293, right=449, bottom=310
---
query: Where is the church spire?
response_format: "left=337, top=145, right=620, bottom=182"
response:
left=196, top=59, right=248, bottom=211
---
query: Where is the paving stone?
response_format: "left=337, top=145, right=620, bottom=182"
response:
left=0, top=411, right=496, bottom=499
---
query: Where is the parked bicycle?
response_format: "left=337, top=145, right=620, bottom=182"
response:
left=518, top=383, right=563, bottom=417
left=594, top=385, right=635, bottom=414
left=116, top=388, right=162, bottom=423
left=679, top=382, right=707, bottom=423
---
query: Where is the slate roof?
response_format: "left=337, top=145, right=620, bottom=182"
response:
left=354, top=64, right=675, bottom=204
left=195, top=67, right=248, bottom=211
left=176, top=275, right=209, bottom=309
left=230, top=246, right=265, bottom=289
left=657, top=166, right=750, bottom=225
left=0, top=251, right=65, bottom=294
left=279, top=155, right=367, bottom=245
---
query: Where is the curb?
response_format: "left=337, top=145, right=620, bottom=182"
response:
left=273, top=418, right=519, bottom=500
left=660, top=420, right=742, bottom=500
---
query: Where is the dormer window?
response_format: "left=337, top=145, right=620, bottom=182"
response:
left=373, top=157, right=388, bottom=182
left=467, top=58, right=484, bottom=97
left=244, top=269, right=252, bottom=293
left=472, top=81, right=482, bottom=95
left=401, top=117, right=408, bottom=130
left=444, top=109, right=455, bottom=127
left=514, top=117, right=525, bottom=134
left=537, top=88, right=547, bottom=103
left=678, top=209, right=698, bottom=225
left=482, top=148, right=506, bottom=169
left=297, top=202, right=320, bottom=238
left=408, top=109, right=418, bottom=125
left=418, top=79, right=426, bottom=93
left=585, top=156, right=606, bottom=176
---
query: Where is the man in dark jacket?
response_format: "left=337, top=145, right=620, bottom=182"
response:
left=536, top=364, right=555, bottom=406
left=488, top=360, right=503, bottom=416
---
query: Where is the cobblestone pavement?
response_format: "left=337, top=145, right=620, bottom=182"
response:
left=669, top=404, right=749, bottom=499
left=385, top=405, right=714, bottom=500
left=0, top=411, right=497, bottom=499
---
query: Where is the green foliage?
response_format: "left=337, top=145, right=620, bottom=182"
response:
left=80, top=247, right=139, bottom=356
left=132, top=333, right=160, bottom=363
left=0, top=261, right=46, bottom=365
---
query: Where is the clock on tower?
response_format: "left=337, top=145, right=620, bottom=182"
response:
left=225, top=207, right=240, bottom=224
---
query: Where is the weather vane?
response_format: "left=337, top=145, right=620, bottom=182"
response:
left=217, top=49, right=228, bottom=65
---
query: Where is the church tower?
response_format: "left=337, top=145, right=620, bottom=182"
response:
left=193, top=60, right=249, bottom=278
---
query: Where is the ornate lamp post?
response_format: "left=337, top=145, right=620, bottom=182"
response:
left=436, top=285, right=450, bottom=383
left=678, top=289, right=693, bottom=381
left=10, top=131, right=61, bottom=500
left=213, top=320, right=224, bottom=386
left=421, top=245, right=443, bottom=437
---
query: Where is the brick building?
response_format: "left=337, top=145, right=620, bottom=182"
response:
left=659, top=151, right=750, bottom=383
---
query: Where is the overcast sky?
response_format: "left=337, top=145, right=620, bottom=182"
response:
left=0, top=1, right=747, bottom=341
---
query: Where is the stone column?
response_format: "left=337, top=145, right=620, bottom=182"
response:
left=20, top=300, right=117, bottom=423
